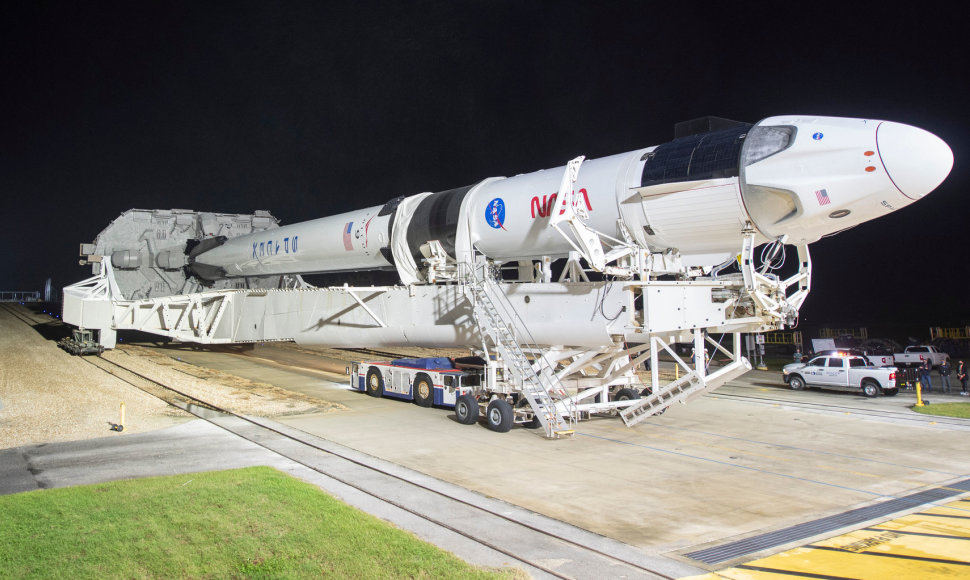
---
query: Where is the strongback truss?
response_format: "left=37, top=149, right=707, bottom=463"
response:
left=63, top=151, right=810, bottom=435
left=64, top=242, right=807, bottom=435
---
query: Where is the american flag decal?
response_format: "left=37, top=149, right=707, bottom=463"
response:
left=815, top=188, right=831, bottom=206
left=343, top=221, right=354, bottom=251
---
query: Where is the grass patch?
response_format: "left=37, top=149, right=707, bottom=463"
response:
left=912, top=402, right=970, bottom=419
left=0, top=466, right=519, bottom=579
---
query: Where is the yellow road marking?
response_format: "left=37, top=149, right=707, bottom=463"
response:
left=684, top=496, right=970, bottom=579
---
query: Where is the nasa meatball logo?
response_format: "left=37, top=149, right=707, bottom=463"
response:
left=812, top=132, right=824, bottom=141
left=485, top=198, right=506, bottom=230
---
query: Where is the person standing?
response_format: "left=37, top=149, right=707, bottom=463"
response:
left=919, top=358, right=933, bottom=393
left=939, top=359, right=952, bottom=394
left=958, top=360, right=968, bottom=396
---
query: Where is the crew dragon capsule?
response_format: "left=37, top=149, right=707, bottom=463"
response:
left=187, top=116, right=952, bottom=284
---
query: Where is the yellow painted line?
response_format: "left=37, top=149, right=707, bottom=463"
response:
left=683, top=497, right=970, bottom=580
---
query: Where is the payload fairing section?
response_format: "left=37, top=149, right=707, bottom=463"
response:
left=64, top=115, right=952, bottom=437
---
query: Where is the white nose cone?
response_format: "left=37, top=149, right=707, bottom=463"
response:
left=877, top=122, right=953, bottom=199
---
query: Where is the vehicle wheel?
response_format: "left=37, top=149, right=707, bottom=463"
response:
left=640, top=387, right=654, bottom=397
left=883, top=387, right=899, bottom=397
left=789, top=375, right=806, bottom=391
left=455, top=394, right=479, bottom=425
left=413, top=374, right=433, bottom=407
left=365, top=367, right=384, bottom=398
left=614, top=388, right=640, bottom=401
left=862, top=380, right=880, bottom=398
left=486, top=399, right=514, bottom=433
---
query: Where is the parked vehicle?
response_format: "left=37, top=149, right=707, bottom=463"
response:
left=861, top=352, right=895, bottom=367
left=813, top=349, right=889, bottom=366
left=891, top=345, right=949, bottom=368
left=782, top=354, right=898, bottom=397
left=805, top=348, right=895, bottom=367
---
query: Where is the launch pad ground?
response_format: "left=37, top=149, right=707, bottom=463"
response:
left=143, top=342, right=970, bottom=569
left=4, top=305, right=970, bottom=576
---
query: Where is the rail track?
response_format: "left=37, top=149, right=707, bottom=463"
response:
left=0, top=302, right=61, bottom=329
left=84, top=355, right=676, bottom=579
left=3, top=304, right=678, bottom=579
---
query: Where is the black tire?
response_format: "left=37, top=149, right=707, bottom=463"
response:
left=789, top=375, right=806, bottom=391
left=862, top=380, right=880, bottom=398
left=365, top=367, right=384, bottom=398
left=455, top=394, right=479, bottom=425
left=413, top=374, right=434, bottom=407
left=615, top=388, right=640, bottom=401
left=883, top=387, right=899, bottom=397
left=640, top=387, right=654, bottom=397
left=486, top=399, right=514, bottom=433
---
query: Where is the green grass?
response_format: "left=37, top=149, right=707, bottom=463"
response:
left=0, top=466, right=519, bottom=579
left=912, top=402, right=970, bottom=419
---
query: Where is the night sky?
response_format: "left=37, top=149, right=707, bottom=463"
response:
left=3, top=3, right=967, bottom=334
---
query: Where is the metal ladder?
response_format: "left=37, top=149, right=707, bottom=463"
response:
left=620, top=372, right=703, bottom=426
left=462, top=265, right=575, bottom=438
left=620, top=359, right=750, bottom=427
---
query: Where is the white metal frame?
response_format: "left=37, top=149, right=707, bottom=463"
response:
left=61, top=157, right=814, bottom=437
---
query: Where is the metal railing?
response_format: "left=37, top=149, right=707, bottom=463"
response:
left=0, top=291, right=41, bottom=302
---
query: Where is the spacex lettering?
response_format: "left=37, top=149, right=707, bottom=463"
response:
left=252, top=235, right=299, bottom=259
left=530, top=189, right=593, bottom=219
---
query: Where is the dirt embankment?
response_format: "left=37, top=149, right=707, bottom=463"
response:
left=0, top=306, right=344, bottom=449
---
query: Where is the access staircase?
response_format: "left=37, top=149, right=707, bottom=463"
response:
left=463, top=267, right=575, bottom=438
left=620, top=359, right=751, bottom=427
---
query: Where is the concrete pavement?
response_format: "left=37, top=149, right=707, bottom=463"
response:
left=158, top=344, right=970, bottom=565
left=0, top=420, right=298, bottom=494
left=6, top=335, right=970, bottom=575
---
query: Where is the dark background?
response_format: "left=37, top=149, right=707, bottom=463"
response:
left=2, top=2, right=966, bottom=339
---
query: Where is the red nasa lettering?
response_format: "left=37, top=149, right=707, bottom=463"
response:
left=530, top=188, right=593, bottom=219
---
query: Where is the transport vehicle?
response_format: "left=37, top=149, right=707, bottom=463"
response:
left=891, top=345, right=949, bottom=368
left=782, top=354, right=897, bottom=397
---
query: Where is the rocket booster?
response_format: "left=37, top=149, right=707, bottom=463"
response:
left=188, top=115, right=952, bottom=283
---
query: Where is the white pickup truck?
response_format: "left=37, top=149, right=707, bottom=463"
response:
left=891, top=345, right=949, bottom=368
left=782, top=355, right=898, bottom=397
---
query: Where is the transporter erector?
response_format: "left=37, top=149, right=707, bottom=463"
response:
left=64, top=115, right=952, bottom=437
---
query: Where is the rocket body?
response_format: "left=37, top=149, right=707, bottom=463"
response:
left=192, top=206, right=394, bottom=279
left=188, top=115, right=952, bottom=283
